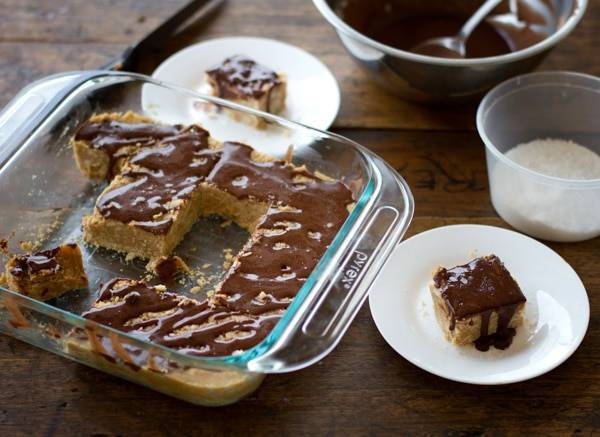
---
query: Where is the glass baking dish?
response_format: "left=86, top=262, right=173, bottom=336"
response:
left=0, top=71, right=413, bottom=406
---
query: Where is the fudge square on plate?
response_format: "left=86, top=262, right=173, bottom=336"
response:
left=429, top=254, right=526, bottom=351
left=4, top=243, right=88, bottom=301
left=205, top=55, right=286, bottom=128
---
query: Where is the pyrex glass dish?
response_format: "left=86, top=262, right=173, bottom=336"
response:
left=477, top=71, right=600, bottom=242
left=0, top=71, right=414, bottom=405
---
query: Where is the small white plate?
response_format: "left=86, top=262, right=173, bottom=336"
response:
left=369, top=224, right=589, bottom=385
left=141, top=37, right=340, bottom=154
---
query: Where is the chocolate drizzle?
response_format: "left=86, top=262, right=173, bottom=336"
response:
left=210, top=142, right=352, bottom=318
left=474, top=305, right=518, bottom=352
left=434, top=255, right=526, bottom=351
left=95, top=126, right=220, bottom=234
left=206, top=55, right=281, bottom=100
left=78, top=120, right=354, bottom=357
left=83, top=279, right=280, bottom=357
left=74, top=119, right=184, bottom=178
left=10, top=247, right=60, bottom=278
left=75, top=119, right=181, bottom=154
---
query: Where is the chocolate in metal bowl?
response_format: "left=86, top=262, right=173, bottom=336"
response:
left=313, top=0, right=587, bottom=103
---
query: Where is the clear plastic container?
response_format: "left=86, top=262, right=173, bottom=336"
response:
left=0, top=71, right=414, bottom=405
left=477, top=71, right=600, bottom=242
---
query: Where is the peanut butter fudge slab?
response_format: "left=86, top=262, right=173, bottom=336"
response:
left=429, top=255, right=526, bottom=351
left=205, top=55, right=286, bottom=128
left=77, top=113, right=353, bottom=260
left=64, top=336, right=264, bottom=406
left=79, top=141, right=353, bottom=355
left=82, top=278, right=281, bottom=356
left=82, top=122, right=224, bottom=258
left=65, top=278, right=265, bottom=405
left=208, top=142, right=353, bottom=316
left=73, top=112, right=354, bottom=357
left=72, top=111, right=185, bottom=181
left=77, top=114, right=273, bottom=259
left=5, top=244, right=88, bottom=301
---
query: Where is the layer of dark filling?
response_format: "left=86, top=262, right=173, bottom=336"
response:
left=10, top=247, right=63, bottom=278
left=77, top=119, right=354, bottom=356
left=206, top=55, right=281, bottom=99
left=433, top=255, right=526, bottom=351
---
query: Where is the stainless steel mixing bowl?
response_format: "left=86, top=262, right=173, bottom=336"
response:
left=313, top=0, right=587, bottom=103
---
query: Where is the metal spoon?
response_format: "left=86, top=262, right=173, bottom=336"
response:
left=486, top=0, right=552, bottom=52
left=411, top=0, right=504, bottom=58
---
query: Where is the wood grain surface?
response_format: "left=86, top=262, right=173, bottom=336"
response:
left=0, top=0, right=598, bottom=435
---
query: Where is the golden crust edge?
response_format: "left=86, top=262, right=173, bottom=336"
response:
left=63, top=336, right=264, bottom=406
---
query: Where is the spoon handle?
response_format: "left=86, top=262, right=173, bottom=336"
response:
left=458, top=0, right=504, bottom=42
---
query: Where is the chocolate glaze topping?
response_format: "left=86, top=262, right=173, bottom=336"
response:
left=83, top=279, right=281, bottom=357
left=433, top=255, right=526, bottom=318
left=95, top=126, right=220, bottom=234
left=210, top=142, right=352, bottom=317
left=434, top=255, right=526, bottom=351
left=474, top=305, right=518, bottom=352
left=206, top=55, right=280, bottom=99
left=78, top=121, right=354, bottom=357
left=10, top=247, right=61, bottom=278
left=75, top=119, right=181, bottom=154
left=74, top=120, right=184, bottom=178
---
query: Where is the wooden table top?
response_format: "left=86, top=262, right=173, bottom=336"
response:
left=1, top=1, right=598, bottom=435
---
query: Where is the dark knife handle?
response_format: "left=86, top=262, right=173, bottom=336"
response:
left=102, top=0, right=224, bottom=72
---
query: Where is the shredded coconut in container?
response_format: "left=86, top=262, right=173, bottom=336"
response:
left=505, top=139, right=600, bottom=180
left=490, top=138, right=600, bottom=242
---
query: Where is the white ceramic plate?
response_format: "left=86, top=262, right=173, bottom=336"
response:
left=141, top=37, right=340, bottom=155
left=369, top=224, right=589, bottom=385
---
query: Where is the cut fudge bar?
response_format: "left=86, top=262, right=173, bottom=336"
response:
left=79, top=121, right=268, bottom=259
left=205, top=55, right=286, bottom=128
left=72, top=111, right=184, bottom=181
left=429, top=255, right=526, bottom=351
left=5, top=243, right=88, bottom=300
